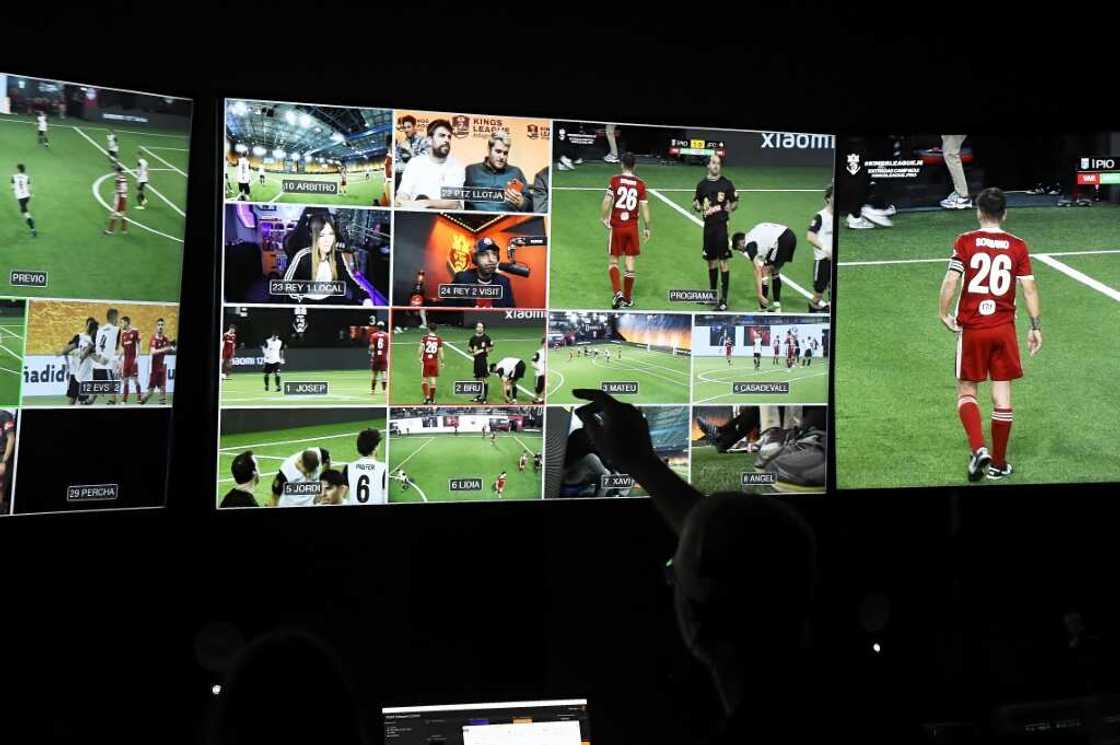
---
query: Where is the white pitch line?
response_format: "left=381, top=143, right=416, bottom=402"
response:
left=0, top=342, right=23, bottom=360
left=92, top=173, right=184, bottom=243
left=143, top=146, right=190, bottom=152
left=691, top=369, right=828, bottom=404
left=839, top=248, right=1120, bottom=267
left=73, top=127, right=186, bottom=217
left=1033, top=254, right=1120, bottom=302
left=0, top=116, right=190, bottom=140
left=649, top=188, right=814, bottom=301
left=0, top=365, right=21, bottom=375
left=545, top=367, right=566, bottom=398
left=554, top=186, right=819, bottom=193
left=140, top=145, right=188, bottom=177
left=392, top=436, right=435, bottom=470
left=219, top=429, right=374, bottom=452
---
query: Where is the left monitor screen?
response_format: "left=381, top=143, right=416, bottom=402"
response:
left=0, top=72, right=192, bottom=515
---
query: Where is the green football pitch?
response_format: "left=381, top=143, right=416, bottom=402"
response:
left=691, top=355, right=828, bottom=405
left=690, top=442, right=823, bottom=495
left=225, top=168, right=385, bottom=206
left=221, top=369, right=387, bottom=407
left=0, top=115, right=188, bottom=301
left=217, top=416, right=387, bottom=506
left=0, top=313, right=25, bottom=406
left=546, top=343, right=691, bottom=404
left=390, top=326, right=542, bottom=405
left=835, top=206, right=1120, bottom=489
left=388, top=431, right=543, bottom=502
left=22, top=392, right=175, bottom=407
left=549, top=162, right=832, bottom=312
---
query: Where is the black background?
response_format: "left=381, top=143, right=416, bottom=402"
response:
left=2, top=3, right=1119, bottom=744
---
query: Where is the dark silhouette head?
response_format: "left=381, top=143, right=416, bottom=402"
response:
left=210, top=629, right=366, bottom=745
left=670, top=493, right=817, bottom=710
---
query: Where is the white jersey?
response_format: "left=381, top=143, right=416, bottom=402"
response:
left=257, top=167, right=265, bottom=179
left=742, top=223, right=789, bottom=266
left=277, top=447, right=325, bottom=507
left=93, top=323, right=120, bottom=370
left=68, top=333, right=95, bottom=382
left=809, top=208, right=833, bottom=261
left=107, top=134, right=118, bottom=152
left=137, top=159, right=149, bottom=183
left=262, top=337, right=284, bottom=364
left=11, top=173, right=30, bottom=200
left=754, top=337, right=763, bottom=353
left=343, top=457, right=388, bottom=505
left=397, top=152, right=465, bottom=204
left=37, top=113, right=47, bottom=132
left=493, top=356, right=521, bottom=379
left=237, top=158, right=251, bottom=184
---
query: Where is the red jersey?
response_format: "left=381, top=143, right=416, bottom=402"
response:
left=420, top=333, right=443, bottom=360
left=606, top=172, right=647, bottom=229
left=369, top=330, right=390, bottom=363
left=950, top=229, right=1033, bottom=330
left=150, top=334, right=173, bottom=371
left=121, top=329, right=140, bottom=363
left=496, top=476, right=507, bottom=489
left=222, top=330, right=237, bottom=358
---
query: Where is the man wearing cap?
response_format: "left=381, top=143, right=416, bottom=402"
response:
left=449, top=237, right=516, bottom=308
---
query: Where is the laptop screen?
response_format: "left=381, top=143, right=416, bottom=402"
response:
left=383, top=698, right=591, bottom=745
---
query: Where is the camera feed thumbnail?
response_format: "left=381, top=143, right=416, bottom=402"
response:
left=1, top=72, right=192, bottom=302
left=224, top=100, right=392, bottom=207
left=691, top=405, right=826, bottom=494
left=223, top=204, right=389, bottom=306
left=836, top=132, right=1120, bottom=488
left=0, top=299, right=26, bottom=406
left=391, top=212, right=547, bottom=309
left=544, top=405, right=688, bottom=498
left=393, top=110, right=550, bottom=214
left=549, top=120, right=834, bottom=312
left=388, top=406, right=543, bottom=502
left=546, top=311, right=691, bottom=405
left=218, top=408, right=387, bottom=508
left=220, top=307, right=389, bottom=408
left=0, top=407, right=15, bottom=515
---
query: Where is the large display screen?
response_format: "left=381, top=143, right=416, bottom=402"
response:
left=834, top=133, right=1120, bottom=489
left=0, top=72, right=192, bottom=515
left=216, top=99, right=835, bottom=506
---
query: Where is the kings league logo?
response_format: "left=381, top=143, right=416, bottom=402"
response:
left=527, top=124, right=539, bottom=140
left=846, top=153, right=861, bottom=176
left=452, top=115, right=471, bottom=139
left=292, top=308, right=308, bottom=335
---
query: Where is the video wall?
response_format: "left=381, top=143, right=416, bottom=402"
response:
left=0, top=72, right=191, bottom=515
left=217, top=100, right=835, bottom=506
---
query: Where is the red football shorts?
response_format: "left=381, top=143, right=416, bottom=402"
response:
left=609, top=226, right=640, bottom=257
left=422, top=358, right=440, bottom=378
left=956, top=323, right=1022, bottom=381
left=121, top=358, right=138, bottom=377
left=725, top=347, right=732, bottom=357
left=148, top=367, right=167, bottom=389
left=115, top=195, right=127, bottom=213
left=371, top=358, right=388, bottom=372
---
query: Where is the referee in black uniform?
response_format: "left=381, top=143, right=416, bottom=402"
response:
left=467, top=321, right=494, bottom=403
left=693, top=153, right=739, bottom=311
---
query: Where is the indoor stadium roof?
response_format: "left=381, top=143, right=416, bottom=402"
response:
left=225, top=100, right=392, bottom=163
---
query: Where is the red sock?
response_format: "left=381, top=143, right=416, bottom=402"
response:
left=422, top=382, right=429, bottom=400
left=991, top=407, right=1013, bottom=467
left=609, top=266, right=621, bottom=294
left=957, top=395, right=985, bottom=452
left=623, top=272, right=634, bottom=301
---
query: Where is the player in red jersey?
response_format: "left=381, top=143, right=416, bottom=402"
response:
left=772, top=337, right=781, bottom=366
left=140, top=318, right=176, bottom=405
left=369, top=320, right=390, bottom=395
left=221, top=324, right=237, bottom=380
left=723, top=333, right=734, bottom=366
left=785, top=333, right=796, bottom=368
left=493, top=470, right=507, bottom=498
left=418, top=321, right=444, bottom=404
left=601, top=153, right=651, bottom=309
left=939, top=188, right=1042, bottom=482
left=119, top=316, right=143, bottom=403
left=104, top=165, right=129, bottom=235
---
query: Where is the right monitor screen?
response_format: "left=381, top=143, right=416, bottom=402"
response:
left=834, top=133, right=1120, bottom=489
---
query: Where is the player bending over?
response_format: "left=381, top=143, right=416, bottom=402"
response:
left=11, top=164, right=37, bottom=238
left=272, top=447, right=330, bottom=507
left=938, top=187, right=1041, bottom=482
left=490, top=356, right=527, bottom=404
left=602, top=153, right=651, bottom=309
left=419, top=322, right=444, bottom=404
left=734, top=223, right=797, bottom=312
left=806, top=184, right=833, bottom=312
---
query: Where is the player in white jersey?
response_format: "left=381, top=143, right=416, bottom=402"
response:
left=806, top=184, right=833, bottom=313
left=733, top=222, right=798, bottom=312
left=107, top=131, right=119, bottom=163
left=531, top=341, right=546, bottom=404
left=490, top=356, right=527, bottom=404
left=258, top=164, right=266, bottom=185
left=753, top=332, right=763, bottom=370
left=236, top=155, right=252, bottom=200
left=261, top=332, right=285, bottom=392
left=60, top=317, right=98, bottom=405
left=92, top=308, right=122, bottom=405
left=341, top=428, right=388, bottom=505
left=272, top=446, right=330, bottom=507
left=11, top=164, right=37, bottom=237
left=135, top=155, right=150, bottom=209
left=36, top=112, right=48, bottom=147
